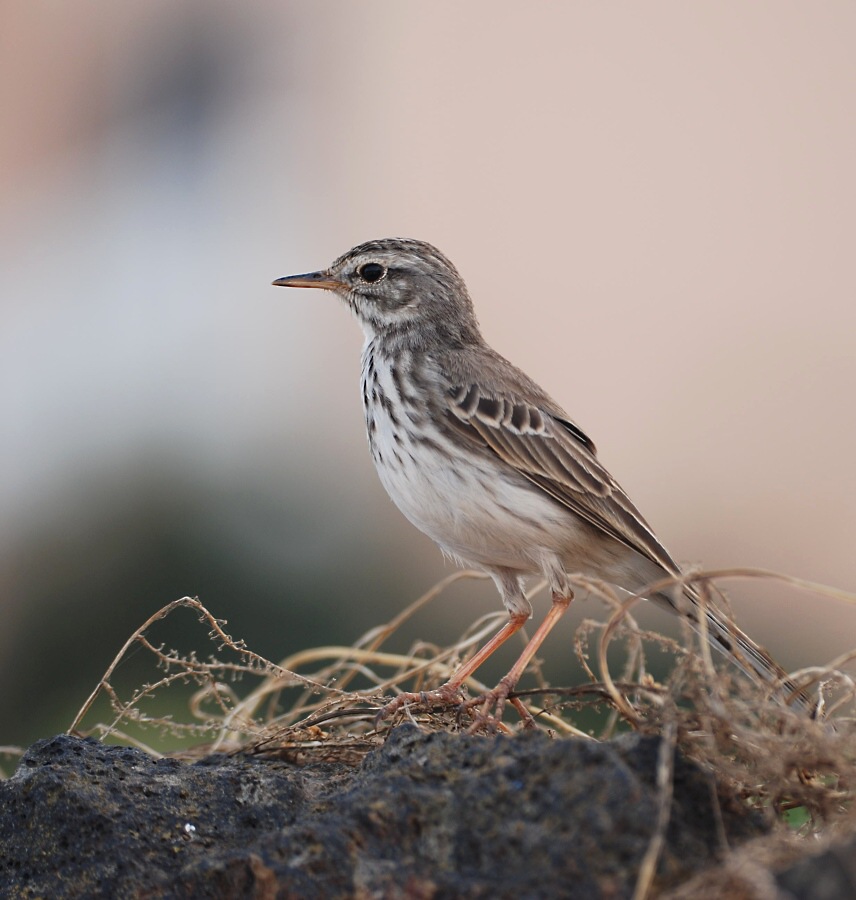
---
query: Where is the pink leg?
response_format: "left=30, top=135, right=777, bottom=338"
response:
left=378, top=590, right=574, bottom=729
left=463, top=591, right=573, bottom=728
left=377, top=611, right=529, bottom=722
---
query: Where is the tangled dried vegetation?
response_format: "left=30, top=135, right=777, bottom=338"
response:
left=57, top=568, right=856, bottom=840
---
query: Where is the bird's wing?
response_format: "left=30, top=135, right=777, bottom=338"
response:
left=442, top=382, right=679, bottom=576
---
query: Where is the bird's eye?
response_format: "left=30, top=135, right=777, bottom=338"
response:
left=358, top=262, right=386, bottom=284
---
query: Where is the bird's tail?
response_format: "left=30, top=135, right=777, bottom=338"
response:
left=656, top=584, right=815, bottom=714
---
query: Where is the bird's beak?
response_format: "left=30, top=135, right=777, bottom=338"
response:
left=272, top=270, right=344, bottom=291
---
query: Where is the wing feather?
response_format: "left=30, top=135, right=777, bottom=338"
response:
left=445, top=382, right=677, bottom=574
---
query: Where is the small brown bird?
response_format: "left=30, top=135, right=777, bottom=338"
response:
left=274, top=238, right=804, bottom=721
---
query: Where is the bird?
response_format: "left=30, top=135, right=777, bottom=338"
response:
left=273, top=238, right=807, bottom=723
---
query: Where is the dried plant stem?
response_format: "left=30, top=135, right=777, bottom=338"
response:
left=56, top=566, right=856, bottom=842
left=632, top=718, right=678, bottom=900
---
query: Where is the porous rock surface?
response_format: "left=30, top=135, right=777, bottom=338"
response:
left=0, top=726, right=768, bottom=898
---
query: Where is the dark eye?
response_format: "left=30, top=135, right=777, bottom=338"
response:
left=358, top=262, right=386, bottom=283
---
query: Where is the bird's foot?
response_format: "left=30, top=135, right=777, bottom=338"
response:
left=458, top=676, right=534, bottom=733
left=376, top=678, right=536, bottom=733
left=375, top=681, right=465, bottom=725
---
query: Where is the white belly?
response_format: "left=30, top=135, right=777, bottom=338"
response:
left=368, top=396, right=574, bottom=573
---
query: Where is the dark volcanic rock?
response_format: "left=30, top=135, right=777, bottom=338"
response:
left=775, top=834, right=856, bottom=900
left=0, top=727, right=766, bottom=899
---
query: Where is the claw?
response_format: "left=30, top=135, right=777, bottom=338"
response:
left=375, top=682, right=465, bottom=726
left=374, top=677, right=534, bottom=734
left=459, top=677, right=516, bottom=732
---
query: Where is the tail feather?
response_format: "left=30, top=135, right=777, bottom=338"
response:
left=655, top=585, right=814, bottom=714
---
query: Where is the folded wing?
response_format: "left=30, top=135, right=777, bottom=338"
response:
left=443, top=382, right=679, bottom=577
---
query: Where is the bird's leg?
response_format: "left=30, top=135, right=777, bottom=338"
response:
left=376, top=611, right=529, bottom=723
left=462, top=590, right=573, bottom=730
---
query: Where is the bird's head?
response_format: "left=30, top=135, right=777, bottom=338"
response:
left=273, top=238, right=480, bottom=345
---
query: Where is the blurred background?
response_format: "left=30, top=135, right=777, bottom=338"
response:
left=2, top=2, right=855, bottom=747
